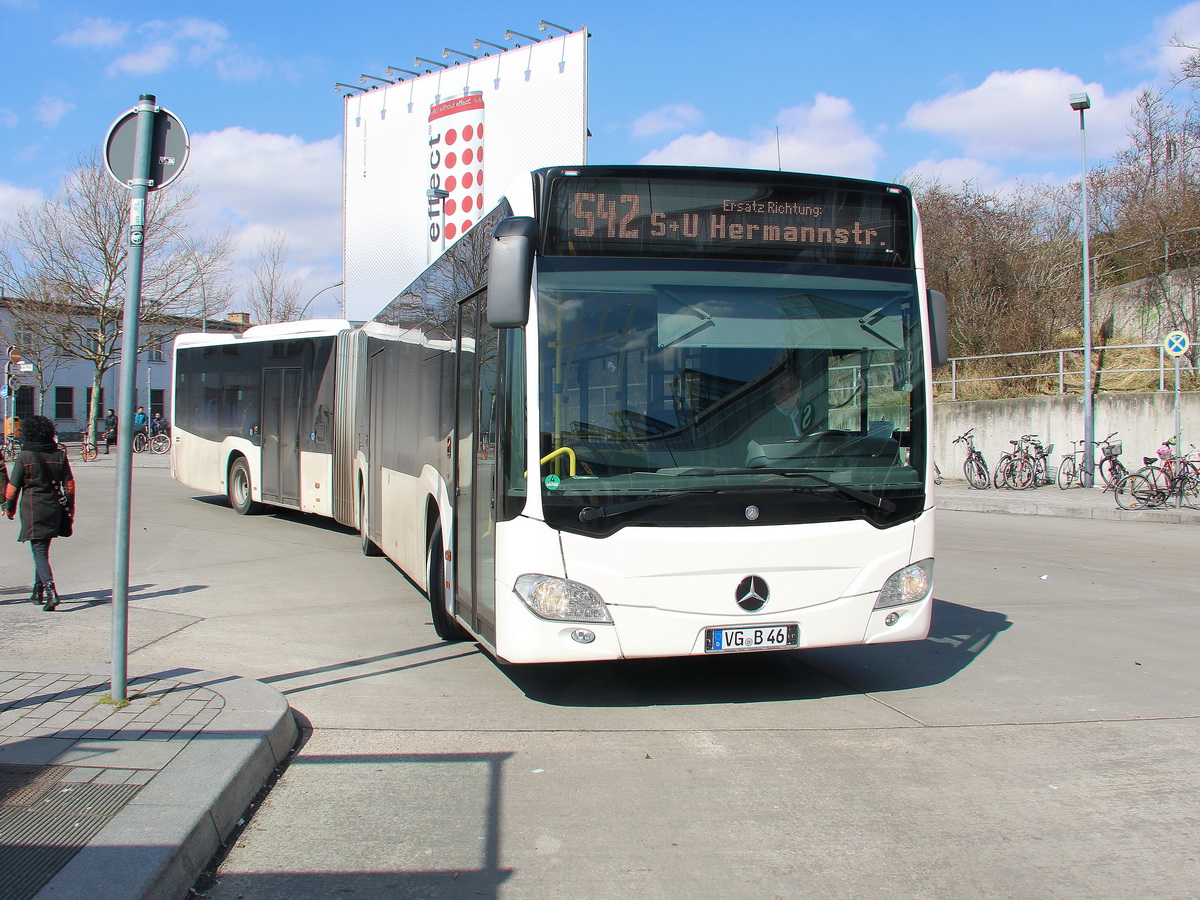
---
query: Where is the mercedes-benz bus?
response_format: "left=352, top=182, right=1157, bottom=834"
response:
left=172, top=165, right=949, bottom=663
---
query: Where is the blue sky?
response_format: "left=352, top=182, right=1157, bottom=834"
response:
left=2, top=0, right=1199, bottom=317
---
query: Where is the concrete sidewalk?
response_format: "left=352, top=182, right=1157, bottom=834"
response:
left=934, top=477, right=1200, bottom=524
left=0, top=661, right=296, bottom=900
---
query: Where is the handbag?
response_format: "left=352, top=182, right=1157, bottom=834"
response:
left=32, top=451, right=73, bottom=538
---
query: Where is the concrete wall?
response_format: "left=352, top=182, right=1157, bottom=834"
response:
left=935, top=392, right=1200, bottom=479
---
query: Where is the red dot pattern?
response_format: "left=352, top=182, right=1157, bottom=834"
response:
left=433, top=106, right=485, bottom=242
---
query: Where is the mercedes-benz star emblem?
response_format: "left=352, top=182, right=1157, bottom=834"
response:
left=735, top=575, right=769, bottom=611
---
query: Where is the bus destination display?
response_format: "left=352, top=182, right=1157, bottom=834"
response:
left=542, top=175, right=910, bottom=266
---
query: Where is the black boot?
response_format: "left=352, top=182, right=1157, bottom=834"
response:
left=29, top=581, right=44, bottom=604
left=42, top=583, right=59, bottom=612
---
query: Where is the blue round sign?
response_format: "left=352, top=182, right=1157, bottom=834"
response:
left=1163, top=330, right=1189, bottom=358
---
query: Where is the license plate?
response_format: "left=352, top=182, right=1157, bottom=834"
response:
left=705, top=624, right=799, bottom=653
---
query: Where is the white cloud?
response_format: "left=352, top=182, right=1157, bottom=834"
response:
left=631, top=103, right=704, bottom=138
left=639, top=94, right=882, bottom=178
left=187, top=128, right=343, bottom=310
left=56, top=17, right=129, bottom=48
left=34, top=97, right=76, bottom=128
left=75, top=17, right=269, bottom=82
left=0, top=182, right=43, bottom=224
left=108, top=42, right=178, bottom=76
left=903, top=68, right=1141, bottom=161
left=903, top=157, right=1007, bottom=189
left=0, top=108, right=16, bottom=128
left=1129, top=1, right=1200, bottom=76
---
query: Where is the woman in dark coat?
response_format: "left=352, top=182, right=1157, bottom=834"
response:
left=4, top=415, right=75, bottom=611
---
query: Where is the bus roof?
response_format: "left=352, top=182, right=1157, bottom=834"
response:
left=174, top=318, right=353, bottom=348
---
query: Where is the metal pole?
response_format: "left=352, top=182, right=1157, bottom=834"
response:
left=1175, top=355, right=1182, bottom=463
left=1078, top=106, right=1095, bottom=487
left=111, top=93, right=156, bottom=702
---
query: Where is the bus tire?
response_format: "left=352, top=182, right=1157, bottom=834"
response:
left=359, top=483, right=382, bottom=557
left=228, top=457, right=261, bottom=515
left=427, top=529, right=467, bottom=642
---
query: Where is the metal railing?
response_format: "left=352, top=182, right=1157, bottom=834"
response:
left=935, top=343, right=1198, bottom=400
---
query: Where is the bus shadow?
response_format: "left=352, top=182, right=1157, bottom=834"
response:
left=190, top=495, right=357, bottom=536
left=503, top=600, right=1010, bottom=708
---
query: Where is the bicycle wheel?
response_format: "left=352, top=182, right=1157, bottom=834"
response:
left=1009, top=457, right=1035, bottom=490
left=1114, top=473, right=1161, bottom=510
left=992, top=455, right=1010, bottom=489
left=1057, top=457, right=1076, bottom=490
left=1177, top=471, right=1200, bottom=509
left=150, top=433, right=171, bottom=454
left=132, top=432, right=147, bottom=453
left=81, top=441, right=98, bottom=462
left=1099, top=457, right=1127, bottom=490
left=964, top=455, right=990, bottom=490
left=1036, top=459, right=1051, bottom=486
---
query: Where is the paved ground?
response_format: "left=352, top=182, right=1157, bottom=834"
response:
left=0, top=460, right=1195, bottom=898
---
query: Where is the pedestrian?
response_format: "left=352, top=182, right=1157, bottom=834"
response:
left=104, top=408, right=118, bottom=454
left=4, top=414, right=75, bottom=611
left=133, top=405, right=149, bottom=436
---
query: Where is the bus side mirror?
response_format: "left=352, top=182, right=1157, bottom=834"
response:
left=926, top=289, right=949, bottom=368
left=488, top=216, right=538, bottom=328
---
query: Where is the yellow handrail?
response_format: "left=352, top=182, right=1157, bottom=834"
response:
left=539, top=446, right=577, bottom=477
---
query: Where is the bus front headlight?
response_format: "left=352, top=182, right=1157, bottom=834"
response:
left=514, top=574, right=613, bottom=623
left=874, top=559, right=934, bottom=609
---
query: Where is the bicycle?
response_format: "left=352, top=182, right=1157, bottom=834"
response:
left=992, top=438, right=1025, bottom=489
left=80, top=435, right=99, bottom=461
left=953, top=428, right=990, bottom=489
left=1, top=434, right=19, bottom=461
left=1114, top=440, right=1200, bottom=510
left=933, top=461, right=943, bottom=485
left=1058, top=431, right=1126, bottom=491
left=1014, top=435, right=1051, bottom=490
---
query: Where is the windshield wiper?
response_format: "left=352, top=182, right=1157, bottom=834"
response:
left=672, top=467, right=897, bottom=513
left=578, top=489, right=716, bottom=522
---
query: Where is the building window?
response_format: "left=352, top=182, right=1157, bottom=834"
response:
left=14, top=385, right=35, bottom=418
left=151, top=389, right=165, bottom=418
left=55, top=386, right=74, bottom=420
left=147, top=339, right=165, bottom=363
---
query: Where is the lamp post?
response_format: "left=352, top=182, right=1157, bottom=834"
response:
left=1070, top=91, right=1095, bottom=487
left=299, top=280, right=344, bottom=319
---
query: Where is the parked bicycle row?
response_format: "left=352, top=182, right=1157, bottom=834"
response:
left=78, top=427, right=172, bottom=461
left=941, top=428, right=1199, bottom=510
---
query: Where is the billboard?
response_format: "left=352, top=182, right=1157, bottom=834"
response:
left=342, top=30, right=588, bottom=321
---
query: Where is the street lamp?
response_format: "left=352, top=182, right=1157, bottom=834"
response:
left=1069, top=91, right=1095, bottom=486
left=299, top=280, right=344, bottom=319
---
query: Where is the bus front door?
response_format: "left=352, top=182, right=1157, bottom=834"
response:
left=453, top=296, right=497, bottom=645
left=261, top=366, right=302, bottom=506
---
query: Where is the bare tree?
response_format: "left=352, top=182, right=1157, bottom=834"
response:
left=0, top=152, right=233, bottom=443
left=909, top=178, right=1074, bottom=359
left=244, top=230, right=303, bottom=324
left=1089, top=89, right=1200, bottom=365
left=0, top=275, right=66, bottom=415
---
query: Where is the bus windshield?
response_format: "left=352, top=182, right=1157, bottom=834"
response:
left=535, top=256, right=929, bottom=534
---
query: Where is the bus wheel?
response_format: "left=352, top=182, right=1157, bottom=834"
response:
left=359, top=484, right=382, bottom=557
left=228, top=457, right=260, bottom=515
left=427, top=529, right=466, bottom=642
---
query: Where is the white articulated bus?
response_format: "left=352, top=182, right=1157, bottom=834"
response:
left=172, top=165, right=949, bottom=664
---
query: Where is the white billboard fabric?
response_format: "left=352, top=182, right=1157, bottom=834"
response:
left=342, top=31, right=588, bottom=321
